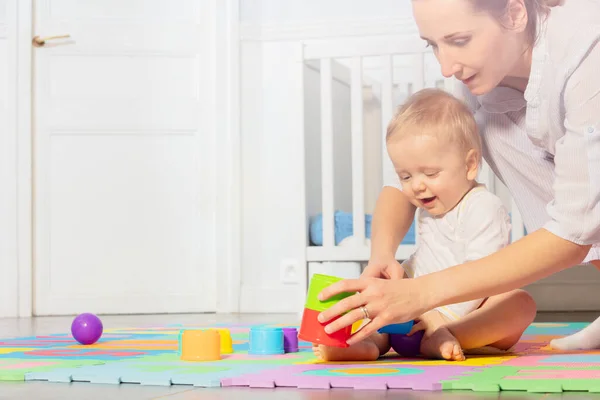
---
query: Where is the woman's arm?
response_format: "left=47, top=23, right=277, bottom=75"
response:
left=318, top=229, right=590, bottom=344
left=369, top=187, right=416, bottom=261
left=361, top=187, right=416, bottom=280
left=363, top=148, right=417, bottom=279
left=423, top=228, right=590, bottom=309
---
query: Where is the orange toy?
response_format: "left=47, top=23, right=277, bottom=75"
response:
left=180, top=329, right=221, bottom=361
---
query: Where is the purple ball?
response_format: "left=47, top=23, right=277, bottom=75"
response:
left=389, top=330, right=424, bottom=358
left=71, top=313, right=103, bottom=345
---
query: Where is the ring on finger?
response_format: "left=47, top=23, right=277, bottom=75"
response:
left=360, top=306, right=370, bottom=320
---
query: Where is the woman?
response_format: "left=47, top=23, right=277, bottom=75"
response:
left=317, top=0, right=600, bottom=352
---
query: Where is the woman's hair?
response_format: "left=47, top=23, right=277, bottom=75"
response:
left=386, top=88, right=482, bottom=164
left=468, top=0, right=552, bottom=44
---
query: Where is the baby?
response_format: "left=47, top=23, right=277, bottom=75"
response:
left=313, top=88, right=537, bottom=362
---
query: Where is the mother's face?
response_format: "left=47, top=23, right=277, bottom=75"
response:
left=412, top=0, right=528, bottom=95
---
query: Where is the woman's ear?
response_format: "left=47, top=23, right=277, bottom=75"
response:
left=465, top=149, right=479, bottom=181
left=505, top=0, right=529, bottom=33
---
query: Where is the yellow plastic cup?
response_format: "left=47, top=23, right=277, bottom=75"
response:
left=216, top=328, right=233, bottom=354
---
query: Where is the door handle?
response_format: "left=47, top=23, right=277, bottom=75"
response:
left=32, top=34, right=71, bottom=48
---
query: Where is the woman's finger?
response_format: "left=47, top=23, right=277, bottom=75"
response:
left=317, top=278, right=367, bottom=301
left=317, top=292, right=365, bottom=324
left=322, top=306, right=366, bottom=335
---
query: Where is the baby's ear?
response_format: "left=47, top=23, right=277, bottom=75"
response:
left=465, top=149, right=479, bottom=181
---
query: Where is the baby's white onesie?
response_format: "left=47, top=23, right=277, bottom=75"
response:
left=402, top=184, right=512, bottom=321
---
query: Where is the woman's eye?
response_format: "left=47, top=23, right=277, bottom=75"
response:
left=425, top=41, right=437, bottom=49
left=453, top=38, right=471, bottom=47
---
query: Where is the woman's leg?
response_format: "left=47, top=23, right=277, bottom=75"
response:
left=550, top=260, right=600, bottom=350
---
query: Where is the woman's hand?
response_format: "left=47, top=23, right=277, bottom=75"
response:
left=316, top=277, right=429, bottom=345
left=361, top=257, right=404, bottom=280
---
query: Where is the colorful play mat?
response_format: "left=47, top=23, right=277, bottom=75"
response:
left=2, top=322, right=600, bottom=393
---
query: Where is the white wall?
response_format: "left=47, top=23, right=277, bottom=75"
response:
left=241, top=0, right=411, bottom=24
left=240, top=40, right=307, bottom=312
left=0, top=0, right=19, bottom=318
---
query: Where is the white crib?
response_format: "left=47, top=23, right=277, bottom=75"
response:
left=299, top=36, right=525, bottom=287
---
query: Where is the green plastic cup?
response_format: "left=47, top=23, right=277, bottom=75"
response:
left=305, top=273, right=354, bottom=312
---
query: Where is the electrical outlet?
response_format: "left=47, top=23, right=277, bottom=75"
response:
left=280, top=258, right=300, bottom=284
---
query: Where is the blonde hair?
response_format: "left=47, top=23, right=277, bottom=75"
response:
left=386, top=88, right=481, bottom=163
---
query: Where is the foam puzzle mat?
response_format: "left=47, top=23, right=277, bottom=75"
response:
left=2, top=322, right=600, bottom=393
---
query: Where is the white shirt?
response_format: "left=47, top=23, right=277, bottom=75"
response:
left=386, top=0, right=600, bottom=263
left=402, top=185, right=512, bottom=319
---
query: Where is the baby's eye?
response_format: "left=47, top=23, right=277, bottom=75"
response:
left=425, top=172, right=439, bottom=177
left=400, top=176, right=411, bottom=181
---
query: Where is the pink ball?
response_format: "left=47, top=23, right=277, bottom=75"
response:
left=71, top=313, right=103, bottom=345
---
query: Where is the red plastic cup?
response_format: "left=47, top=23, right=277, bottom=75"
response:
left=298, top=307, right=352, bottom=348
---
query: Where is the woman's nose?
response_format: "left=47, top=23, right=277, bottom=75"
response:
left=439, top=52, right=461, bottom=78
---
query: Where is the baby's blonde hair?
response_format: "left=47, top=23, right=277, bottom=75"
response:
left=386, top=88, right=482, bottom=163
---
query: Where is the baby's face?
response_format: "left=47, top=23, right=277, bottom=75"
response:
left=388, top=134, right=477, bottom=216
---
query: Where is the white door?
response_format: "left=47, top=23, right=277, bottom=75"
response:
left=32, top=0, right=217, bottom=315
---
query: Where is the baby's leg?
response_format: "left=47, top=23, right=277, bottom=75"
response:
left=417, top=310, right=465, bottom=361
left=419, top=289, right=535, bottom=360
left=441, top=289, right=537, bottom=352
left=313, top=332, right=390, bottom=362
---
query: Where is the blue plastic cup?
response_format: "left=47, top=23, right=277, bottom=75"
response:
left=377, top=321, right=414, bottom=335
left=248, top=327, right=284, bottom=355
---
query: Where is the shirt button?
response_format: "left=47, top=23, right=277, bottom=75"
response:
left=588, top=126, right=595, bottom=134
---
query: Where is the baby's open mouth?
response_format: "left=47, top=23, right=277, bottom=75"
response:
left=421, top=196, right=436, bottom=205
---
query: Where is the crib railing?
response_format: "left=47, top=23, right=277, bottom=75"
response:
left=302, top=37, right=526, bottom=263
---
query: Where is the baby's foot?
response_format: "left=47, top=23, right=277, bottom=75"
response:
left=312, top=338, right=380, bottom=362
left=420, top=327, right=465, bottom=361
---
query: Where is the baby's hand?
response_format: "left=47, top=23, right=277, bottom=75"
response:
left=407, top=320, right=427, bottom=336
left=362, top=258, right=404, bottom=280
left=408, top=311, right=447, bottom=337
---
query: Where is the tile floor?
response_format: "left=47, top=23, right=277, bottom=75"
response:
left=0, top=312, right=597, bottom=400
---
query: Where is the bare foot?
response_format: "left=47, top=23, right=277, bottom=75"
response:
left=312, top=337, right=380, bottom=362
left=420, top=327, right=465, bottom=361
